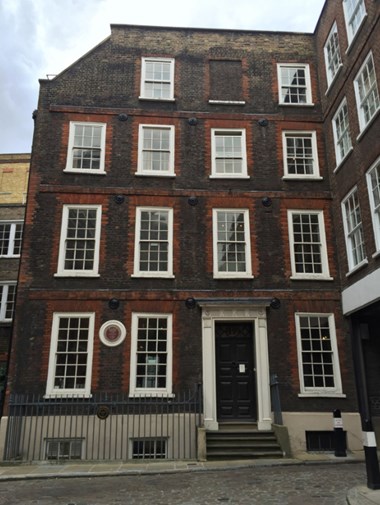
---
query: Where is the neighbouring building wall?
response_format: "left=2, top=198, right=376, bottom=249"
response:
left=315, top=0, right=380, bottom=441
left=0, top=153, right=30, bottom=404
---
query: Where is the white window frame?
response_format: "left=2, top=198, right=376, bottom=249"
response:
left=295, top=313, right=344, bottom=397
left=129, top=313, right=173, bottom=397
left=288, top=210, right=332, bottom=280
left=45, top=312, right=95, bottom=398
left=136, top=125, right=175, bottom=176
left=341, top=187, right=367, bottom=272
left=64, top=122, right=106, bottom=174
left=282, top=131, right=321, bottom=179
left=277, top=64, right=313, bottom=105
left=133, top=207, right=174, bottom=278
left=354, top=52, right=380, bottom=133
left=367, top=157, right=380, bottom=254
left=55, top=205, right=102, bottom=277
left=139, top=57, right=175, bottom=101
left=210, top=129, right=248, bottom=178
left=332, top=98, right=352, bottom=169
left=0, top=282, right=16, bottom=322
left=342, top=0, right=366, bottom=46
left=212, top=209, right=252, bottom=279
left=0, top=221, right=23, bottom=258
left=324, top=22, right=342, bottom=87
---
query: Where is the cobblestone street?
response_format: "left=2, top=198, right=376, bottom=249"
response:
left=0, top=462, right=366, bottom=505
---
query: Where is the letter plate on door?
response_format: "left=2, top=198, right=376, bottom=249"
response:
left=239, top=364, right=245, bottom=373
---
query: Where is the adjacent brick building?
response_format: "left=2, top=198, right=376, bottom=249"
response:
left=2, top=0, right=379, bottom=461
left=0, top=154, right=29, bottom=405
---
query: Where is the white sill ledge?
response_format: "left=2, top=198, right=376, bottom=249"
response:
left=214, top=275, right=254, bottom=280
left=208, top=100, right=246, bottom=105
left=298, top=393, right=346, bottom=398
left=333, top=147, right=354, bottom=174
left=345, top=14, right=368, bottom=56
left=282, top=176, right=323, bottom=181
left=356, top=107, right=380, bottom=142
left=44, top=393, right=92, bottom=399
left=129, top=393, right=175, bottom=398
left=135, top=172, right=176, bottom=178
left=63, top=170, right=106, bottom=175
left=54, top=273, right=100, bottom=278
left=372, top=250, right=380, bottom=259
left=325, top=65, right=343, bottom=96
left=138, top=97, right=175, bottom=102
left=290, top=276, right=334, bottom=281
left=345, top=258, right=368, bottom=277
left=209, top=175, right=250, bottom=180
left=131, top=274, right=175, bottom=279
left=279, top=103, right=315, bottom=107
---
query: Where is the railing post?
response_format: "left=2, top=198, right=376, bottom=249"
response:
left=333, top=409, right=346, bottom=457
left=270, top=374, right=283, bottom=425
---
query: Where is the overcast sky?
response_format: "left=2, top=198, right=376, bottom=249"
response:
left=0, top=0, right=325, bottom=154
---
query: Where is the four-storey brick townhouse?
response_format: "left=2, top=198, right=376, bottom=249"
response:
left=3, top=0, right=379, bottom=463
left=0, top=154, right=30, bottom=411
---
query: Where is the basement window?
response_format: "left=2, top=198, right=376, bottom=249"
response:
left=132, top=438, right=167, bottom=459
left=45, top=438, right=83, bottom=460
left=306, top=431, right=346, bottom=452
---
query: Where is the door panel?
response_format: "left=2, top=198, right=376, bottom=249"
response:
left=215, top=322, right=256, bottom=421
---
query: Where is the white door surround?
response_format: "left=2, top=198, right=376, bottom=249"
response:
left=198, top=300, right=272, bottom=431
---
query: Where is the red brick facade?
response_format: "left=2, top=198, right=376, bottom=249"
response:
left=6, top=2, right=380, bottom=455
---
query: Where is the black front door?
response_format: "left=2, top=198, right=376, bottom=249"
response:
left=215, top=322, right=256, bottom=421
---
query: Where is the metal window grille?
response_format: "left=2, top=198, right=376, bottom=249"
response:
left=4, top=389, right=202, bottom=462
left=306, top=431, right=343, bottom=452
left=46, top=438, right=83, bottom=461
left=132, top=439, right=167, bottom=459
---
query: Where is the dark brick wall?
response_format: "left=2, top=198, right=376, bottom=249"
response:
left=315, top=0, right=380, bottom=287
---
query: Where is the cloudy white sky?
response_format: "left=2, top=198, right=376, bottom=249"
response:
left=0, top=0, right=325, bottom=154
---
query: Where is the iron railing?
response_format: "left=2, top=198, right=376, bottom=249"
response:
left=3, top=388, right=203, bottom=463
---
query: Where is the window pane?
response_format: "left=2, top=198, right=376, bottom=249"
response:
left=299, top=315, right=336, bottom=390
left=135, top=316, right=168, bottom=389
left=54, top=316, right=90, bottom=390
